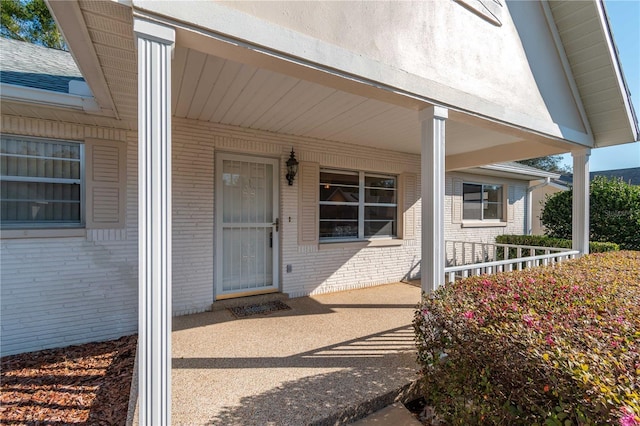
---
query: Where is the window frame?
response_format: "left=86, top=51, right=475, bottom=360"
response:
left=462, top=181, right=505, bottom=222
left=1, top=135, right=85, bottom=229
left=319, top=168, right=398, bottom=242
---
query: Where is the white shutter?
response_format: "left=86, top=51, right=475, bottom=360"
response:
left=452, top=178, right=463, bottom=224
left=298, top=161, right=319, bottom=246
left=85, top=139, right=126, bottom=228
left=400, top=172, right=417, bottom=239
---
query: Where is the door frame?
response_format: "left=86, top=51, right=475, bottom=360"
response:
left=214, top=152, right=280, bottom=300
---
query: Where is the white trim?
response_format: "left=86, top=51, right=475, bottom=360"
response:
left=420, top=106, right=447, bottom=293
left=540, top=0, right=594, bottom=143
left=480, top=163, right=560, bottom=179
left=572, top=149, right=590, bottom=256
left=0, top=83, right=101, bottom=113
left=135, top=18, right=174, bottom=426
left=597, top=0, right=640, bottom=141
left=45, top=0, right=119, bottom=119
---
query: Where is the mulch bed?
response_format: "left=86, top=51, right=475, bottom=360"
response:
left=1, top=334, right=137, bottom=425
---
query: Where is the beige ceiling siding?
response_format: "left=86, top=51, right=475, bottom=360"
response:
left=78, top=0, right=137, bottom=128
left=548, top=1, right=637, bottom=147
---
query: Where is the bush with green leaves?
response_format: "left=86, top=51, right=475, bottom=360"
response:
left=541, top=176, right=640, bottom=250
left=414, top=251, right=640, bottom=425
left=495, top=234, right=619, bottom=256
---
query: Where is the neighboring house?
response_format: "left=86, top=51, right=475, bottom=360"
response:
left=446, top=162, right=563, bottom=257
left=591, top=167, right=640, bottom=185
left=1, top=1, right=638, bottom=420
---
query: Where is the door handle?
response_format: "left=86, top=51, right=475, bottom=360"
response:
left=273, top=218, right=279, bottom=232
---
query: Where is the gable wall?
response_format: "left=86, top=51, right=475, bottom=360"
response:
left=193, top=0, right=586, bottom=139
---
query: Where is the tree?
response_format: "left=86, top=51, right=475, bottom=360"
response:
left=517, top=155, right=571, bottom=174
left=541, top=176, right=640, bottom=250
left=1, top=0, right=66, bottom=50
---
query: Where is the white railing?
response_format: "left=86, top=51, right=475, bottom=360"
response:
left=443, top=240, right=579, bottom=283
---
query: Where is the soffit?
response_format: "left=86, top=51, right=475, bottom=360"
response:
left=548, top=0, right=638, bottom=146
left=172, top=46, right=524, bottom=156
left=65, top=1, right=568, bottom=161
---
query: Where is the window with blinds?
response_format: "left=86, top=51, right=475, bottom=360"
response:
left=1, top=135, right=84, bottom=228
left=319, top=169, right=397, bottom=241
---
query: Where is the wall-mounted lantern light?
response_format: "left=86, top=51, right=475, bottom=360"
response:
left=286, top=148, right=299, bottom=186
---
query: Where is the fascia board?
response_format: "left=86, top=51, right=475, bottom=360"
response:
left=1, top=83, right=102, bottom=114
left=45, top=0, right=119, bottom=119
left=597, top=0, right=640, bottom=142
left=480, top=163, right=561, bottom=179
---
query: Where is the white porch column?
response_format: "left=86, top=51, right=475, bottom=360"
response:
left=419, top=106, right=448, bottom=293
left=134, top=19, right=175, bottom=426
left=572, top=148, right=591, bottom=256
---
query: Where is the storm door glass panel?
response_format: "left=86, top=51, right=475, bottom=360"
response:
left=221, top=159, right=274, bottom=292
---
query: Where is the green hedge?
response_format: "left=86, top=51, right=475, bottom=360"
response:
left=495, top=234, right=619, bottom=255
left=414, top=251, right=640, bottom=425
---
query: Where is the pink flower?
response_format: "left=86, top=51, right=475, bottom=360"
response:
left=463, top=311, right=474, bottom=319
left=523, top=314, right=534, bottom=327
left=528, top=277, right=536, bottom=284
left=620, top=412, right=638, bottom=426
left=545, top=335, right=555, bottom=346
left=513, top=293, right=520, bottom=301
left=548, top=277, right=557, bottom=284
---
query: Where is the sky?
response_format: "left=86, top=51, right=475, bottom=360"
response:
left=559, top=0, right=640, bottom=172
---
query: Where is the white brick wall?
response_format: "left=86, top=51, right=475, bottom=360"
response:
left=1, top=117, right=137, bottom=356
left=170, top=118, right=423, bottom=311
left=444, top=171, right=528, bottom=265
left=1, top=115, right=530, bottom=355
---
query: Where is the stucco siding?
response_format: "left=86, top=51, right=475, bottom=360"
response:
left=199, top=0, right=586, bottom=140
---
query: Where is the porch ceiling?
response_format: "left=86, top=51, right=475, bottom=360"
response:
left=47, top=0, right=572, bottom=168
left=172, top=46, right=524, bottom=157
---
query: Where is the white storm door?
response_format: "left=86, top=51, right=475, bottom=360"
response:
left=215, top=154, right=279, bottom=298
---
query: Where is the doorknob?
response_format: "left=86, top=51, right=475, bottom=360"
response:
left=273, top=218, right=279, bottom=232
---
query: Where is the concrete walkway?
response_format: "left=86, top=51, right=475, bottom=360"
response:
left=171, top=282, right=423, bottom=425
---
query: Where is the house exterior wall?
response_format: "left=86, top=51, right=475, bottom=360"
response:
left=170, top=118, right=423, bottom=313
left=444, top=171, right=528, bottom=265
left=139, top=0, right=588, bottom=144
left=531, top=185, right=564, bottom=235
left=1, top=114, right=533, bottom=355
left=0, top=116, right=137, bottom=356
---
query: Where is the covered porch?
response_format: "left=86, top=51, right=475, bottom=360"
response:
left=47, top=2, right=608, bottom=423
left=146, top=282, right=422, bottom=425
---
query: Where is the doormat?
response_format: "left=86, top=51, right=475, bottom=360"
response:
left=227, top=300, right=291, bottom=318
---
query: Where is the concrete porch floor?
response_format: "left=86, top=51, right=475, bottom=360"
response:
left=170, top=282, right=423, bottom=425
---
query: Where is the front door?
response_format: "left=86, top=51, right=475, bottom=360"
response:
left=215, top=153, right=279, bottom=299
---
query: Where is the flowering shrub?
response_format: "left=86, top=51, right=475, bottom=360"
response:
left=414, top=251, right=640, bottom=425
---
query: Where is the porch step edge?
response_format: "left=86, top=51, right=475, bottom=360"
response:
left=309, top=379, right=422, bottom=426
left=210, top=292, right=290, bottom=311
